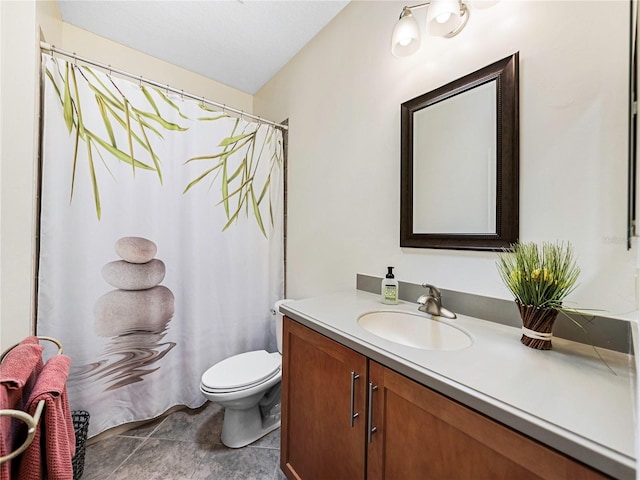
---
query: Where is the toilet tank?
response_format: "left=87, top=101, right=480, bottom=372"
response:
left=273, top=299, right=291, bottom=354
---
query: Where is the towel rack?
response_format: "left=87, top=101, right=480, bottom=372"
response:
left=0, top=336, right=63, bottom=362
left=0, top=336, right=64, bottom=464
left=0, top=401, right=45, bottom=464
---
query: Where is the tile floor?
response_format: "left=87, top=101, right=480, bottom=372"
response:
left=80, top=402, right=286, bottom=480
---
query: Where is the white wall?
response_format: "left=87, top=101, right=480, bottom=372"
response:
left=0, top=0, right=40, bottom=351
left=1, top=0, right=3, bottom=350
left=57, top=23, right=252, bottom=113
left=255, top=0, right=636, bottom=318
left=0, top=1, right=253, bottom=351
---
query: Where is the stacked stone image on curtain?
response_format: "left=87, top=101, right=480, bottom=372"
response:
left=76, top=237, right=176, bottom=391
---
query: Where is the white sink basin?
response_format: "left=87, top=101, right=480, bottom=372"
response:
left=357, top=311, right=472, bottom=351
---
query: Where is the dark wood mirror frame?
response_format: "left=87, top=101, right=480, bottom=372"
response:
left=400, top=53, right=519, bottom=251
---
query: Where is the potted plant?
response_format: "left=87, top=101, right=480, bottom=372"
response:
left=496, top=241, right=580, bottom=350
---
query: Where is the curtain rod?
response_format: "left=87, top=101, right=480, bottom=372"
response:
left=39, top=41, right=288, bottom=131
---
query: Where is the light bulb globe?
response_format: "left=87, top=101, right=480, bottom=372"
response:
left=391, top=10, right=421, bottom=57
left=426, top=0, right=467, bottom=37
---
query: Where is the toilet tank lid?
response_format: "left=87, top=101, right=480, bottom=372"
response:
left=201, top=350, right=281, bottom=390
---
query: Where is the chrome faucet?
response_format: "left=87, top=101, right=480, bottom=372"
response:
left=417, top=284, right=456, bottom=319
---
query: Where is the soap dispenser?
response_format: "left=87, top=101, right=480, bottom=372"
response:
left=381, top=266, right=399, bottom=305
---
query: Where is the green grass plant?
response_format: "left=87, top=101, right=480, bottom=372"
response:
left=496, top=241, right=580, bottom=310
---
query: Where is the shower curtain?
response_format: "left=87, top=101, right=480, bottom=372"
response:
left=36, top=54, right=284, bottom=437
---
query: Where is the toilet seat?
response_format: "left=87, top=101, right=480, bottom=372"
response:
left=201, top=350, right=281, bottom=393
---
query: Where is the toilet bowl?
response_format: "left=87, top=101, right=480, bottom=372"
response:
left=199, top=300, right=289, bottom=448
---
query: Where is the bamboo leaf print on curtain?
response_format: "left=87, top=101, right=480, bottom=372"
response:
left=38, top=54, right=285, bottom=437
left=44, top=54, right=282, bottom=236
left=45, top=60, right=185, bottom=219
left=185, top=110, right=283, bottom=237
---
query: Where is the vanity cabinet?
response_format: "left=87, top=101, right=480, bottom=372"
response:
left=281, top=316, right=367, bottom=480
left=281, top=317, right=607, bottom=480
left=367, top=361, right=606, bottom=480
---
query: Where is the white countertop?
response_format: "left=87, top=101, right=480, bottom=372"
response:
left=280, top=290, right=637, bottom=479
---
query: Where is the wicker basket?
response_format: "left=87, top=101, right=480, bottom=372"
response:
left=71, top=410, right=90, bottom=480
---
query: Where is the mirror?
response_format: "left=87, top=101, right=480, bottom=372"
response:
left=400, top=53, right=519, bottom=250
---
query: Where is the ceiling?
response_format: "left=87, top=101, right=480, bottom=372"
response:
left=57, top=0, right=350, bottom=95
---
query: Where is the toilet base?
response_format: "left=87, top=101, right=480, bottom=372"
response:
left=220, top=404, right=281, bottom=448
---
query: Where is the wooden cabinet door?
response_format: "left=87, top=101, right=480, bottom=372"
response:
left=367, top=361, right=607, bottom=480
left=281, top=318, right=368, bottom=480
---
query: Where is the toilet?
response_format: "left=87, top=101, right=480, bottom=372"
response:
left=199, top=300, right=288, bottom=448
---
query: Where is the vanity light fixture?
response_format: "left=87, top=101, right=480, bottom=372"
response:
left=391, top=0, right=470, bottom=57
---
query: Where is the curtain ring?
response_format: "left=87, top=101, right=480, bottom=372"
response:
left=180, top=89, right=184, bottom=101
left=139, top=75, right=143, bottom=86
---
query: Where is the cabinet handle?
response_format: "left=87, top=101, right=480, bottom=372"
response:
left=367, top=381, right=378, bottom=443
left=350, top=371, right=360, bottom=427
